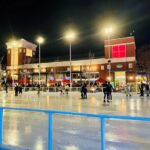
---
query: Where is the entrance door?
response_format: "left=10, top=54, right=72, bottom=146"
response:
left=115, top=72, right=126, bottom=91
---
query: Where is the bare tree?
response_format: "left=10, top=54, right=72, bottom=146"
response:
left=137, top=44, right=150, bottom=81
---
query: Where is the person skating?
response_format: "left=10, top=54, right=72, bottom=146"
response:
left=37, top=84, right=40, bottom=95
left=65, top=84, right=69, bottom=94
left=83, top=84, right=87, bottom=99
left=81, top=84, right=84, bottom=99
left=145, top=82, right=149, bottom=97
left=139, top=82, right=144, bottom=97
left=125, top=84, right=131, bottom=96
left=14, top=84, right=19, bottom=96
left=5, top=83, right=8, bottom=94
left=102, top=81, right=108, bottom=102
left=107, top=82, right=113, bottom=102
left=18, top=84, right=23, bottom=95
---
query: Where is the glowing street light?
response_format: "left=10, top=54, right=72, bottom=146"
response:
left=105, top=27, right=113, bottom=81
left=65, top=30, right=76, bottom=90
left=36, top=36, right=45, bottom=85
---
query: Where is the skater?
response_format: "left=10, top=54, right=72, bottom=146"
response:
left=14, top=84, right=19, bottom=96
left=81, top=84, right=84, bottom=99
left=139, top=82, right=144, bottom=97
left=145, top=82, right=149, bottom=97
left=83, top=84, right=87, bottom=99
left=125, top=84, right=131, bottom=96
left=65, top=84, right=69, bottom=94
left=102, top=81, right=108, bottom=102
left=18, top=84, right=23, bottom=95
left=59, top=85, right=64, bottom=94
left=5, top=83, right=8, bottom=94
left=107, top=82, right=113, bottom=102
left=37, top=84, right=40, bottom=95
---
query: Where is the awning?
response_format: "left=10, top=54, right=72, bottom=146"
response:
left=48, top=80, right=56, bottom=84
left=62, top=79, right=72, bottom=83
left=96, top=77, right=105, bottom=83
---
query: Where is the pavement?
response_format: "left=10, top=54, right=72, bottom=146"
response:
left=0, top=91, right=149, bottom=150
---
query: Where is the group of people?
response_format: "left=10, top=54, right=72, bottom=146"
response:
left=102, top=81, right=113, bottom=103
left=125, top=82, right=150, bottom=97
left=14, top=84, right=23, bottom=96
left=139, top=82, right=149, bottom=97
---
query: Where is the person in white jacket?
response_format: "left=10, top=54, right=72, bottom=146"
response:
left=125, top=84, right=131, bottom=96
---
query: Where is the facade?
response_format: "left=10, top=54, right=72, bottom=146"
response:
left=6, top=36, right=137, bottom=90
left=6, top=39, right=37, bottom=84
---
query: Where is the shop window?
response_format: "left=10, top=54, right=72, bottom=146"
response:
left=128, top=63, right=133, bottom=68
left=101, top=65, right=104, bottom=70
left=112, top=44, right=126, bottom=58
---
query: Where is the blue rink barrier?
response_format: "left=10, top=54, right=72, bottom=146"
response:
left=0, top=107, right=150, bottom=150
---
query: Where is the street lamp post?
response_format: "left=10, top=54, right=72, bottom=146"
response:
left=65, top=31, right=76, bottom=91
left=69, top=39, right=72, bottom=90
left=105, top=27, right=112, bottom=81
left=37, top=37, right=44, bottom=85
left=11, top=40, right=17, bottom=87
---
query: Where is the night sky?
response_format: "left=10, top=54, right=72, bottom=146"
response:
left=0, top=0, right=150, bottom=62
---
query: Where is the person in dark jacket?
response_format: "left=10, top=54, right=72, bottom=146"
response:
left=139, top=82, right=144, bottom=97
left=83, top=84, right=87, bottom=99
left=15, top=84, right=19, bottom=96
left=145, top=82, right=149, bottom=97
left=102, top=81, right=108, bottom=102
left=81, top=84, right=84, bottom=99
left=18, top=84, right=23, bottom=95
left=37, top=84, right=40, bottom=95
left=81, top=84, right=87, bottom=99
left=107, top=82, right=113, bottom=102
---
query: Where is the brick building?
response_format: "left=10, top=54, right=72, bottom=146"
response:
left=6, top=36, right=137, bottom=90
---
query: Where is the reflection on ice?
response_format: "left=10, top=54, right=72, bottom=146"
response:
left=65, top=145, right=79, bottom=150
left=35, top=136, right=44, bottom=150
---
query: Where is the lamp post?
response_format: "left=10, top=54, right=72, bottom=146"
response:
left=65, top=31, right=76, bottom=91
left=11, top=40, right=17, bottom=87
left=105, top=27, right=113, bottom=81
left=36, top=36, right=44, bottom=85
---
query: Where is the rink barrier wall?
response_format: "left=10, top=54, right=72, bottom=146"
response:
left=0, top=107, right=150, bottom=150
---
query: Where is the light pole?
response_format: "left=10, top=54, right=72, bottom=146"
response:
left=105, top=27, right=113, bottom=81
left=11, top=40, right=17, bottom=87
left=36, top=36, right=44, bottom=85
left=65, top=31, right=76, bottom=91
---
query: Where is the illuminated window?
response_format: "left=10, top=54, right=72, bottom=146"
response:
left=128, top=63, right=133, bottom=68
left=112, top=44, right=126, bottom=58
left=101, top=65, right=104, bottom=70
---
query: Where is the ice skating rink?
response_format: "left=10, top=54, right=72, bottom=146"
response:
left=0, top=91, right=150, bottom=150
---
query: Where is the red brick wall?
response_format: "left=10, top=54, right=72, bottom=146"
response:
left=104, top=36, right=136, bottom=59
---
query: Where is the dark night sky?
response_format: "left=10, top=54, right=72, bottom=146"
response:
left=0, top=0, right=150, bottom=62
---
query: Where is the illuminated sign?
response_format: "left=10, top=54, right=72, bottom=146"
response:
left=112, top=44, right=126, bottom=58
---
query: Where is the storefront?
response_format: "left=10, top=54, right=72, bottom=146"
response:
left=115, top=71, right=126, bottom=90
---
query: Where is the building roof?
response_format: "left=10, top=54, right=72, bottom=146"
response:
left=6, top=39, right=37, bottom=51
